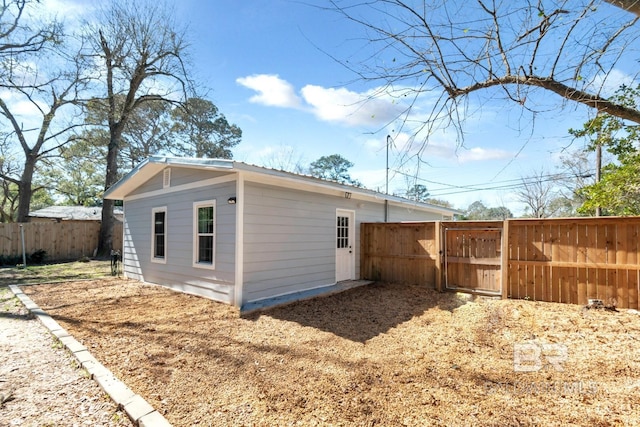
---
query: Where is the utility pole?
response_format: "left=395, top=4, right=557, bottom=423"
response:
left=386, top=135, right=391, bottom=194
left=385, top=135, right=391, bottom=222
left=595, top=142, right=602, bottom=217
left=595, top=111, right=602, bottom=217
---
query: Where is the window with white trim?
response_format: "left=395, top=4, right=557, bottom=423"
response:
left=151, top=207, right=167, bottom=263
left=193, top=200, right=216, bottom=269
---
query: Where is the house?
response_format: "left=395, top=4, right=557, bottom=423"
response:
left=103, top=156, right=459, bottom=312
left=29, top=206, right=123, bottom=223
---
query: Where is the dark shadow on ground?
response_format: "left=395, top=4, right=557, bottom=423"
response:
left=0, top=312, right=33, bottom=320
left=245, top=282, right=471, bottom=343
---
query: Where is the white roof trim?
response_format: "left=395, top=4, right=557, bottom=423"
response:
left=103, top=156, right=461, bottom=216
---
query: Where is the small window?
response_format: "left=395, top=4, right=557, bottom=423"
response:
left=193, top=200, right=216, bottom=269
left=151, top=207, right=167, bottom=263
left=337, top=215, right=349, bottom=248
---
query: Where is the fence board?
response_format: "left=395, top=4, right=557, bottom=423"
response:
left=360, top=222, right=436, bottom=285
left=361, top=217, right=640, bottom=310
left=0, top=221, right=122, bottom=264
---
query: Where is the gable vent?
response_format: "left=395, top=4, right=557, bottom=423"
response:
left=163, top=168, right=171, bottom=188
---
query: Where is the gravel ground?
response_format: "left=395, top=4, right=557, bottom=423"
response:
left=0, top=286, right=131, bottom=427
left=23, top=279, right=640, bottom=426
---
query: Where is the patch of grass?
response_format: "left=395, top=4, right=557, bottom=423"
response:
left=51, top=337, right=64, bottom=350
left=0, top=288, right=20, bottom=311
left=0, top=260, right=113, bottom=287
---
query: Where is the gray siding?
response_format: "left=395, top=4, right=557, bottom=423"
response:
left=119, top=165, right=450, bottom=307
left=242, top=183, right=336, bottom=302
left=123, top=172, right=237, bottom=303
left=241, top=182, right=448, bottom=303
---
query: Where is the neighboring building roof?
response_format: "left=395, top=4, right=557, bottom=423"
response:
left=29, top=206, right=123, bottom=221
left=103, top=156, right=461, bottom=217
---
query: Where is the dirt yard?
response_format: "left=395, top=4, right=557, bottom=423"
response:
left=23, top=279, right=640, bottom=426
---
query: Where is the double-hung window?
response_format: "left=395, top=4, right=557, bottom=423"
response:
left=193, top=200, right=216, bottom=269
left=151, top=207, right=167, bottom=263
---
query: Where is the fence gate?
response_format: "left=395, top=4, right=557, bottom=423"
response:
left=443, top=227, right=502, bottom=295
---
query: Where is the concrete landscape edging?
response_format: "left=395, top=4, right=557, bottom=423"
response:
left=8, top=284, right=172, bottom=427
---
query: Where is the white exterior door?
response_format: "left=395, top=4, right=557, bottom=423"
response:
left=336, top=209, right=355, bottom=282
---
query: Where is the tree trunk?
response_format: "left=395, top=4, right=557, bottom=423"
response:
left=16, top=154, right=37, bottom=223
left=97, top=134, right=121, bottom=258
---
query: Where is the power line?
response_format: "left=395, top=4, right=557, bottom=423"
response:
left=390, top=168, right=596, bottom=197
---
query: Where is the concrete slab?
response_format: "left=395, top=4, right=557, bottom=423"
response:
left=30, top=308, right=47, bottom=316
left=82, top=360, right=111, bottom=379
left=59, top=335, right=87, bottom=353
left=8, top=285, right=23, bottom=295
left=138, top=410, right=172, bottom=427
left=51, top=328, right=70, bottom=339
left=95, top=374, right=136, bottom=407
left=123, top=394, right=155, bottom=422
left=241, top=279, right=374, bottom=313
left=34, top=313, right=63, bottom=332
left=23, top=301, right=40, bottom=311
left=73, top=350, right=99, bottom=366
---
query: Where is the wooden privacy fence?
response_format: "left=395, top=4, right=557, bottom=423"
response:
left=360, top=217, right=640, bottom=309
left=0, top=222, right=123, bottom=263
left=360, top=222, right=439, bottom=285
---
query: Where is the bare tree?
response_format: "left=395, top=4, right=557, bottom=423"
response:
left=83, top=0, right=193, bottom=256
left=0, top=1, right=61, bottom=70
left=261, top=145, right=307, bottom=174
left=0, top=133, right=21, bottom=221
left=515, top=170, right=561, bottom=218
left=327, top=1, right=640, bottom=148
left=0, top=64, right=90, bottom=222
left=0, top=1, right=88, bottom=222
left=556, top=148, right=598, bottom=213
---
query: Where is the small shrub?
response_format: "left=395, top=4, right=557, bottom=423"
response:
left=0, top=254, right=23, bottom=266
left=29, top=249, right=47, bottom=264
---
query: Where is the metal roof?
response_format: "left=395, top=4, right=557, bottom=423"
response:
left=29, top=206, right=124, bottom=221
left=103, top=156, right=461, bottom=216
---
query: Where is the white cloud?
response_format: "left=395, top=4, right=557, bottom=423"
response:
left=458, top=147, right=513, bottom=163
left=386, top=122, right=516, bottom=164
left=300, top=85, right=404, bottom=127
left=236, top=73, right=405, bottom=127
left=236, top=74, right=302, bottom=108
left=0, top=90, right=46, bottom=119
left=20, top=0, right=93, bottom=32
left=236, top=74, right=514, bottom=165
left=40, top=0, right=89, bottom=18
left=588, top=68, right=635, bottom=98
left=351, top=168, right=387, bottom=191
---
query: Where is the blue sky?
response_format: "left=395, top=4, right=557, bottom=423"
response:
left=46, top=0, right=639, bottom=214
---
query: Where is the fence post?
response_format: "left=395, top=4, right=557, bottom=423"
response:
left=435, top=221, right=442, bottom=292
left=360, top=222, right=366, bottom=280
left=19, top=224, right=26, bottom=267
left=501, top=219, right=510, bottom=300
